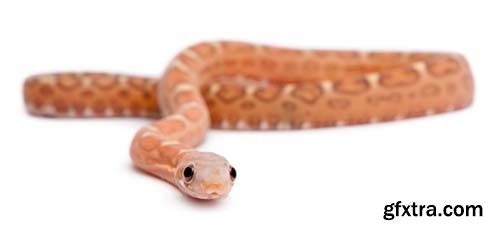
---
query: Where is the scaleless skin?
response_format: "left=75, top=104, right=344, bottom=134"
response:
left=23, top=41, right=474, bottom=200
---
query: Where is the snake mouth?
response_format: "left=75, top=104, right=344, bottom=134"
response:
left=202, top=189, right=229, bottom=200
left=208, top=192, right=222, bottom=199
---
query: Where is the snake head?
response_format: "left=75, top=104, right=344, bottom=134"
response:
left=175, top=152, right=236, bottom=200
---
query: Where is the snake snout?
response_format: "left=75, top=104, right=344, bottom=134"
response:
left=201, top=182, right=226, bottom=196
left=203, top=182, right=223, bottom=191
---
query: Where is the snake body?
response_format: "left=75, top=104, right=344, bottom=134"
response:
left=23, top=41, right=474, bottom=199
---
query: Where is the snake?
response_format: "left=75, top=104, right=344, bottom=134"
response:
left=23, top=41, right=474, bottom=200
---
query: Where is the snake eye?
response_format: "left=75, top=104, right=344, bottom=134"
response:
left=230, top=167, right=237, bottom=180
left=183, top=165, right=194, bottom=182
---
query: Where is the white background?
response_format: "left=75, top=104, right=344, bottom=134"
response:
left=1, top=0, right=499, bottom=232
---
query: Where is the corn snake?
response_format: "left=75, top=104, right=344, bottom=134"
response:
left=23, top=41, right=474, bottom=199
